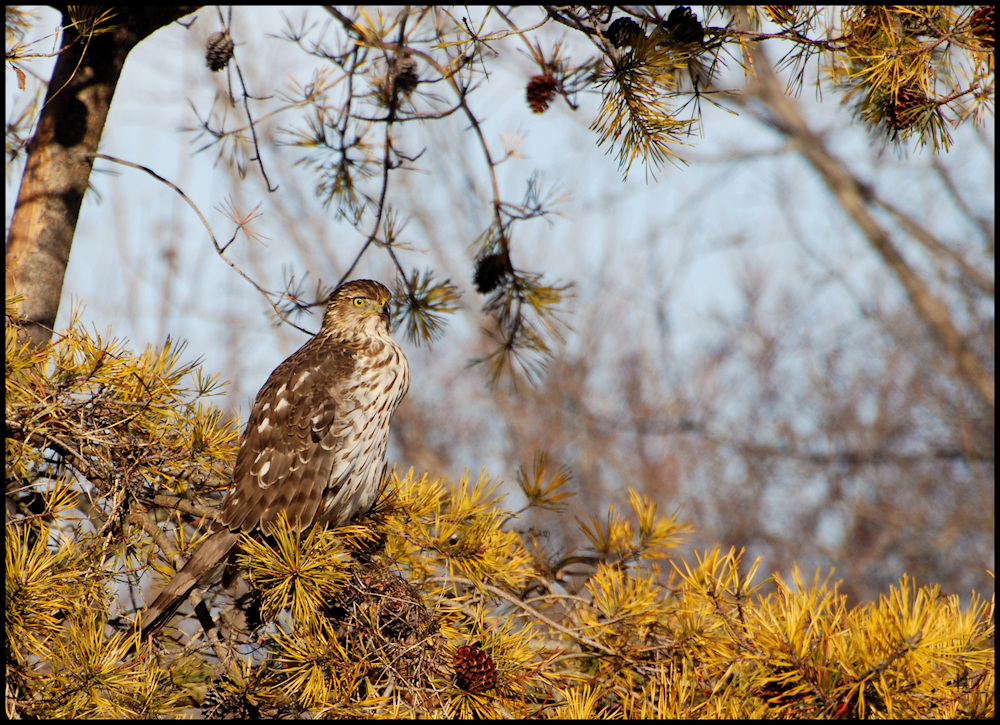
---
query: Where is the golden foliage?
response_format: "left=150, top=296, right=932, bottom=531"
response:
left=5, top=522, right=85, bottom=663
left=828, top=6, right=994, bottom=148
left=5, top=298, right=994, bottom=718
left=591, top=36, right=697, bottom=179
left=238, top=512, right=354, bottom=627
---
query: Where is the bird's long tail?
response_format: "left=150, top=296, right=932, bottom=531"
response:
left=138, top=528, right=241, bottom=638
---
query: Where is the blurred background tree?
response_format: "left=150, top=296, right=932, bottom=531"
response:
left=5, top=2, right=994, bottom=683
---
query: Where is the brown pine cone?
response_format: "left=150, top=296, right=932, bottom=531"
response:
left=391, top=54, right=419, bottom=96
left=885, top=85, right=928, bottom=131
left=661, top=6, right=704, bottom=45
left=473, top=251, right=512, bottom=294
left=971, top=6, right=994, bottom=48
left=206, top=31, right=234, bottom=72
left=453, top=644, right=497, bottom=693
left=526, top=74, right=559, bottom=114
left=606, top=17, right=644, bottom=48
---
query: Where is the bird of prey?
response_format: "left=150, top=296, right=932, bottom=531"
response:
left=139, top=279, right=409, bottom=637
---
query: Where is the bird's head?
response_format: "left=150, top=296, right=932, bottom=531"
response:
left=323, top=279, right=394, bottom=336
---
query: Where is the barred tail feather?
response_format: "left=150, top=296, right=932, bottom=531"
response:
left=138, top=528, right=241, bottom=638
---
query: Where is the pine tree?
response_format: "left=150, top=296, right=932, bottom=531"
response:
left=6, top=298, right=993, bottom=718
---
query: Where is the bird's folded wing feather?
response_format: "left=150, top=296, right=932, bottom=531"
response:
left=219, top=339, right=358, bottom=533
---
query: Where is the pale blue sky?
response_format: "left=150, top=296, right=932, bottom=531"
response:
left=7, top=5, right=992, bottom=469
left=9, top=7, right=989, bottom=367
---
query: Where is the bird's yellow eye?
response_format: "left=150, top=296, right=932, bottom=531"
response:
left=353, top=297, right=366, bottom=307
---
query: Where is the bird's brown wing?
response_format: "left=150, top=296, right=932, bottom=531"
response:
left=140, top=337, right=357, bottom=637
left=218, top=336, right=360, bottom=533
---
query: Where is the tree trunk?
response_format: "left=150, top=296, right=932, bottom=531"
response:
left=5, top=7, right=199, bottom=347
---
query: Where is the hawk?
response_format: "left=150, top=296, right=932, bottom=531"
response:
left=140, top=279, right=409, bottom=636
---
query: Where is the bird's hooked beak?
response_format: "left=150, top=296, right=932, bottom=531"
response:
left=377, top=296, right=391, bottom=328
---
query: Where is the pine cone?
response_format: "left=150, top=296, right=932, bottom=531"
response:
left=453, top=644, right=497, bottom=694
left=885, top=86, right=928, bottom=131
left=661, top=6, right=704, bottom=45
left=606, top=17, right=644, bottom=48
left=971, top=6, right=994, bottom=48
left=474, top=252, right=512, bottom=294
left=201, top=677, right=260, bottom=719
left=374, top=574, right=427, bottom=640
left=206, top=30, right=234, bottom=72
left=525, top=74, right=559, bottom=114
left=391, top=54, right=419, bottom=97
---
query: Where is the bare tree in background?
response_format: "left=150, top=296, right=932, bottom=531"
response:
left=6, top=5, right=993, bottom=609
left=383, top=126, right=993, bottom=603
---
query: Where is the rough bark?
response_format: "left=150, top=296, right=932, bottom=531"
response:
left=5, top=7, right=200, bottom=347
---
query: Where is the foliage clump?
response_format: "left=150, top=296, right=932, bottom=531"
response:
left=5, top=299, right=994, bottom=718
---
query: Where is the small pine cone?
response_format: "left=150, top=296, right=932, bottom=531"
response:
left=526, top=74, right=558, bottom=114
left=661, top=6, right=704, bottom=45
left=763, top=6, right=797, bottom=26
left=606, top=17, right=644, bottom=48
left=453, top=644, right=497, bottom=694
left=391, top=54, right=419, bottom=96
left=375, top=575, right=428, bottom=640
left=473, top=252, right=512, bottom=294
left=971, top=6, right=994, bottom=48
left=206, top=30, right=234, bottom=72
left=885, top=86, right=928, bottom=131
left=201, top=677, right=258, bottom=720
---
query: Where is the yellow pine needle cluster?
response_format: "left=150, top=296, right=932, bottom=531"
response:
left=828, top=6, right=992, bottom=147
left=5, top=298, right=994, bottom=718
left=6, top=523, right=186, bottom=717
left=6, top=523, right=88, bottom=663
left=6, top=296, right=239, bottom=502
left=237, top=512, right=355, bottom=626
left=393, top=268, right=462, bottom=346
left=592, top=36, right=697, bottom=179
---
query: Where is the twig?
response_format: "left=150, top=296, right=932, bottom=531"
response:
left=232, top=59, right=278, bottom=192
left=147, top=494, right=221, bottom=522
left=130, top=508, right=233, bottom=667
left=91, top=153, right=311, bottom=335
